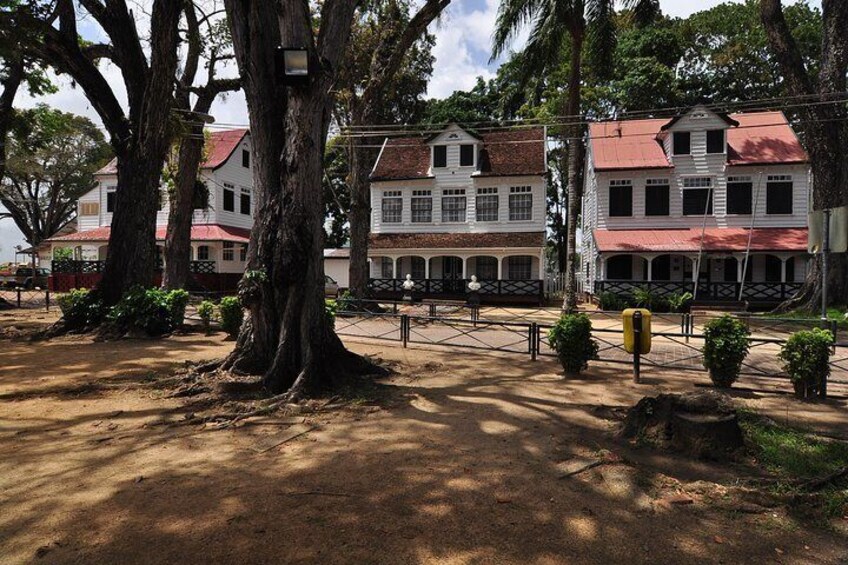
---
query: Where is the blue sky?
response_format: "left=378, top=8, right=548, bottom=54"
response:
left=0, top=0, right=823, bottom=261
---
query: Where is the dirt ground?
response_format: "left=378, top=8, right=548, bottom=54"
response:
left=2, top=309, right=848, bottom=564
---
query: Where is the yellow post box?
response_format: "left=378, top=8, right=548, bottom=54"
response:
left=622, top=308, right=652, bottom=354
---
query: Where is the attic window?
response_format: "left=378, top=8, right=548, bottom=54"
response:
left=433, top=145, right=447, bottom=168
left=242, top=149, right=250, bottom=168
left=460, top=144, right=474, bottom=166
left=706, top=130, right=725, bottom=154
left=673, top=132, right=691, bottom=155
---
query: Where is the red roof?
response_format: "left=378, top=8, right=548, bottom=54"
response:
left=593, top=228, right=808, bottom=253
left=371, top=127, right=546, bottom=181
left=589, top=111, right=807, bottom=171
left=96, top=129, right=249, bottom=175
left=47, top=224, right=250, bottom=244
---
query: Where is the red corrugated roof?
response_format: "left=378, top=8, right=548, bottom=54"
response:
left=96, top=129, right=249, bottom=175
left=48, top=224, right=250, bottom=243
left=589, top=111, right=807, bottom=171
left=594, top=228, right=808, bottom=253
left=370, top=127, right=546, bottom=181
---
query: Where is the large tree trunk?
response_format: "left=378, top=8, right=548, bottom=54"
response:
left=563, top=26, right=585, bottom=313
left=0, top=59, right=24, bottom=182
left=760, top=0, right=848, bottom=311
left=347, top=136, right=372, bottom=298
left=222, top=0, right=379, bottom=396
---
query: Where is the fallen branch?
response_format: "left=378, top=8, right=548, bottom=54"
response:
left=803, top=467, right=848, bottom=491
left=558, top=459, right=609, bottom=479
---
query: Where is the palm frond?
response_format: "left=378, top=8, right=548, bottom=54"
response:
left=623, top=0, right=660, bottom=28
left=586, top=0, right=616, bottom=80
left=491, top=0, right=546, bottom=61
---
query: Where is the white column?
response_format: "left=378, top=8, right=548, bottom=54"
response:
left=392, top=257, right=398, bottom=279
left=424, top=257, right=430, bottom=279
left=599, top=256, right=606, bottom=280
left=461, top=256, right=467, bottom=279
left=691, top=257, right=699, bottom=282
left=736, top=255, right=744, bottom=282
left=780, top=257, right=787, bottom=283
left=497, top=256, right=504, bottom=280
left=646, top=257, right=653, bottom=282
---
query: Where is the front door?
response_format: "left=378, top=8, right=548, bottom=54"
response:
left=442, top=257, right=463, bottom=293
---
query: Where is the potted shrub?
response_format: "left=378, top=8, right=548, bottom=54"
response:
left=778, top=328, right=833, bottom=399
left=702, top=315, right=750, bottom=388
left=218, top=296, right=244, bottom=338
left=548, top=313, right=599, bottom=376
left=197, top=300, right=215, bottom=334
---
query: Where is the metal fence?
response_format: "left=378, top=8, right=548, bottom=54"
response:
left=333, top=304, right=848, bottom=390
left=0, top=289, right=52, bottom=310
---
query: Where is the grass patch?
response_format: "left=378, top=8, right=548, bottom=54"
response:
left=740, top=412, right=848, bottom=519
left=759, top=306, right=848, bottom=330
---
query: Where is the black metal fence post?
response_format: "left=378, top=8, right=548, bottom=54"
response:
left=529, top=322, right=538, bottom=360
left=16, top=289, right=21, bottom=308
left=45, top=290, right=50, bottom=311
left=401, top=314, right=408, bottom=348
left=632, top=311, right=642, bottom=383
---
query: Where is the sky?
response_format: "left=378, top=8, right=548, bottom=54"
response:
left=0, top=0, right=823, bottom=261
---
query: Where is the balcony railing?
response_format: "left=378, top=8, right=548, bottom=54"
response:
left=369, top=278, right=543, bottom=298
left=593, top=280, right=803, bottom=303
left=52, top=259, right=216, bottom=275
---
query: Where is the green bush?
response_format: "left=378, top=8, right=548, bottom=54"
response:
left=702, top=315, right=750, bottom=388
left=632, top=286, right=655, bottom=309
left=667, top=291, right=694, bottom=313
left=325, top=298, right=337, bottom=327
left=107, top=286, right=175, bottom=336
left=336, top=290, right=354, bottom=312
left=57, top=288, right=105, bottom=330
left=219, top=296, right=243, bottom=337
left=197, top=300, right=215, bottom=333
left=548, top=313, right=599, bottom=375
left=598, top=291, right=627, bottom=311
left=166, top=289, right=190, bottom=328
left=778, top=328, right=833, bottom=393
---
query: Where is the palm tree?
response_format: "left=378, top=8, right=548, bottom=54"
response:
left=492, top=0, right=660, bottom=312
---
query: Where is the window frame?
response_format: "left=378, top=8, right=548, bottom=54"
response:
left=766, top=175, right=793, bottom=215
left=672, top=131, right=691, bottom=156
left=197, top=245, right=211, bottom=261
left=706, top=129, right=726, bottom=154
left=411, top=189, right=432, bottom=223
left=508, top=186, right=533, bottom=221
left=726, top=176, right=753, bottom=215
left=223, top=183, right=235, bottom=212
left=644, top=179, right=670, bottom=217
left=608, top=179, right=633, bottom=217
left=222, top=241, right=235, bottom=261
left=381, top=190, right=403, bottom=224
left=459, top=144, right=475, bottom=167
left=242, top=149, right=250, bottom=168
left=682, top=177, right=714, bottom=216
left=240, top=187, right=251, bottom=216
left=106, top=188, right=116, bottom=213
left=441, top=189, right=467, bottom=223
left=475, top=187, right=499, bottom=222
left=506, top=256, right=533, bottom=280
left=80, top=202, right=100, bottom=216
left=432, top=145, right=447, bottom=168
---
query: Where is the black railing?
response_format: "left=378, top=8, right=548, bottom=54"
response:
left=190, top=261, right=217, bottom=274
left=368, top=278, right=543, bottom=298
left=593, top=280, right=802, bottom=302
left=51, top=259, right=105, bottom=274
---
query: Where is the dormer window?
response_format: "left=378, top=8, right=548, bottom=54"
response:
left=672, top=132, right=691, bottom=155
left=242, top=149, right=250, bottom=168
left=706, top=130, right=725, bottom=154
left=433, top=145, right=447, bottom=168
left=460, top=144, right=475, bottom=167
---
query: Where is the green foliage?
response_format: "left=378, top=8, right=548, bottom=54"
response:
left=106, top=287, right=189, bottom=336
left=740, top=412, right=848, bottom=518
left=667, top=291, right=693, bottom=313
left=197, top=300, right=215, bottom=332
left=632, top=286, right=655, bottom=309
left=57, top=288, right=105, bottom=330
left=52, top=247, right=73, bottom=260
left=336, top=290, right=354, bottom=312
left=325, top=298, right=337, bottom=328
left=218, top=296, right=243, bottom=337
left=548, top=313, right=599, bottom=375
left=778, top=328, right=833, bottom=388
left=702, top=315, right=750, bottom=388
left=598, top=291, right=627, bottom=311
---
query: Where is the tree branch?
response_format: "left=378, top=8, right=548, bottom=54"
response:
left=759, top=0, right=814, bottom=98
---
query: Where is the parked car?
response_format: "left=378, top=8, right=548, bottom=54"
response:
left=325, top=275, right=340, bottom=298
left=1, top=267, right=51, bottom=289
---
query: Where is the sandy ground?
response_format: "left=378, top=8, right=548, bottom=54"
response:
left=1, top=310, right=848, bottom=564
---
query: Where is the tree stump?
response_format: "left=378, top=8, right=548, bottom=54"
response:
left=620, top=391, right=743, bottom=459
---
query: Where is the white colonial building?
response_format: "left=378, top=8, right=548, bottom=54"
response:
left=582, top=106, right=810, bottom=305
left=47, top=129, right=254, bottom=292
left=367, top=124, right=548, bottom=303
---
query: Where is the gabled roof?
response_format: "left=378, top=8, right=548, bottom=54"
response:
left=593, top=228, right=807, bottom=253
left=95, top=129, right=249, bottom=175
left=370, top=127, right=546, bottom=181
left=659, top=107, right=739, bottom=131
left=589, top=111, right=807, bottom=171
left=47, top=224, right=250, bottom=244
